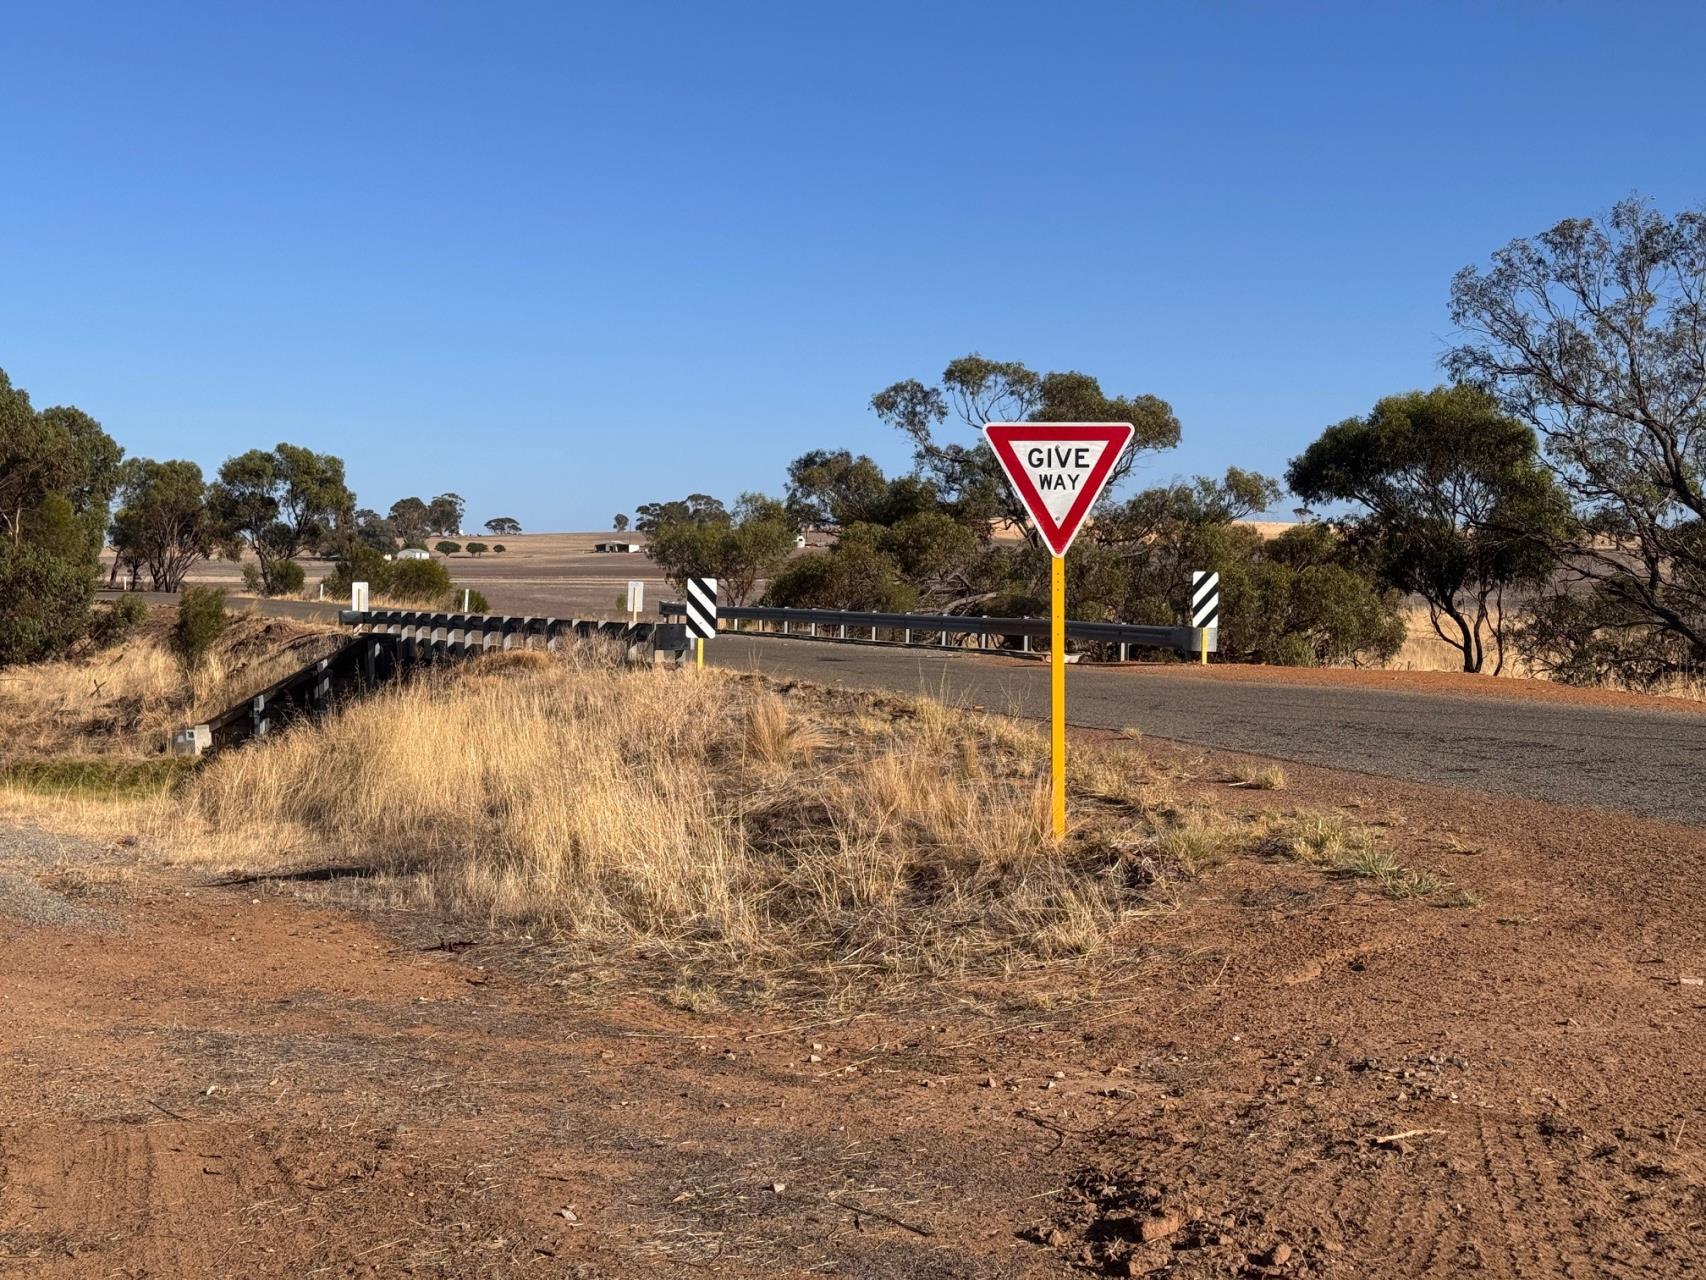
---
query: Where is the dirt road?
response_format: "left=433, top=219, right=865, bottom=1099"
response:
left=3, top=739, right=1703, bottom=1277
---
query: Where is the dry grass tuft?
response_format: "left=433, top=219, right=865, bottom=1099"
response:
left=1151, top=814, right=1233, bottom=877
left=742, top=691, right=825, bottom=767
left=1224, top=762, right=1287, bottom=791
left=1267, top=813, right=1450, bottom=901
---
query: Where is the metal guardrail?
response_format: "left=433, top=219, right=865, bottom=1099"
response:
left=656, top=603, right=1213, bottom=657
left=339, top=609, right=691, bottom=657
left=187, top=609, right=695, bottom=756
left=195, top=632, right=402, bottom=753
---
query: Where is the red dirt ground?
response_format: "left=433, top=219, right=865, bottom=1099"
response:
left=2, top=738, right=1703, bottom=1277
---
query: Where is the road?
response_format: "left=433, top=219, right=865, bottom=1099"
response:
left=107, top=592, right=1706, bottom=825
left=705, top=633, right=1706, bottom=826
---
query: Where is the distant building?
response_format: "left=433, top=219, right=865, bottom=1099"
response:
left=594, top=541, right=644, bottom=553
left=397, top=547, right=432, bottom=561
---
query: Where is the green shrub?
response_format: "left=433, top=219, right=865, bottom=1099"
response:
left=492, top=543, right=506, bottom=554
left=323, top=545, right=453, bottom=606
left=465, top=541, right=490, bottom=557
left=269, top=559, right=306, bottom=596
left=0, top=539, right=96, bottom=667
left=453, top=587, right=490, bottom=613
left=764, top=538, right=919, bottom=612
left=323, top=544, right=388, bottom=601
left=89, top=593, right=149, bottom=649
left=241, top=559, right=306, bottom=597
left=171, top=587, right=227, bottom=671
left=435, top=540, right=461, bottom=556
left=387, top=556, right=453, bottom=604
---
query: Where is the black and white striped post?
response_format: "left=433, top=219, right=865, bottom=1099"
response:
left=1190, top=570, right=1220, bottom=665
left=685, top=576, right=718, bottom=670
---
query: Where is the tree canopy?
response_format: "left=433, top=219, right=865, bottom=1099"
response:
left=870, top=354, right=1181, bottom=528
left=1288, top=385, right=1567, bottom=672
left=646, top=494, right=796, bottom=604
left=208, top=443, right=354, bottom=595
left=0, top=368, right=123, bottom=665
left=1448, top=197, right=1706, bottom=678
left=109, top=458, right=213, bottom=592
left=426, top=492, right=465, bottom=536
left=635, top=494, right=726, bottom=532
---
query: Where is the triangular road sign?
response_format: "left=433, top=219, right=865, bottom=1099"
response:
left=983, top=422, right=1135, bottom=556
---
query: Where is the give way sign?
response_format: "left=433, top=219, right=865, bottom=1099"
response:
left=983, top=422, right=1135, bottom=556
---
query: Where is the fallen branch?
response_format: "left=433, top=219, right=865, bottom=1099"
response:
left=823, top=1195, right=935, bottom=1237
left=1373, top=1128, right=1446, bottom=1146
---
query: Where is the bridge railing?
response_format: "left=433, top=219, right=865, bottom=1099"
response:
left=337, top=608, right=693, bottom=659
left=656, top=603, right=1213, bottom=658
left=190, top=631, right=402, bottom=754
left=182, top=610, right=695, bottom=756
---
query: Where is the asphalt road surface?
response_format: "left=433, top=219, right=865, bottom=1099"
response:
left=705, top=633, right=1706, bottom=827
left=104, top=592, right=1706, bottom=825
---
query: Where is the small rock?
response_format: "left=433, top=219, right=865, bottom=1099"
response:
left=983, top=1075, right=997, bottom=1088
left=1139, top=1208, right=1182, bottom=1242
left=1681, top=975, right=1704, bottom=986
left=808, top=1054, right=822, bottom=1063
left=1268, top=1241, right=1293, bottom=1265
left=557, top=1207, right=578, bottom=1223
left=770, top=1181, right=786, bottom=1194
left=1045, top=1227, right=1068, bottom=1248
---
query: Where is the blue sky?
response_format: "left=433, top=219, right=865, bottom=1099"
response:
left=4, top=1, right=1702, bottom=531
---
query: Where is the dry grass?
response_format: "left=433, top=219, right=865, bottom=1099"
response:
left=1224, top=762, right=1287, bottom=791
left=138, top=653, right=1227, bottom=991
left=1, top=626, right=1467, bottom=998
left=1268, top=813, right=1449, bottom=901
left=0, top=611, right=342, bottom=760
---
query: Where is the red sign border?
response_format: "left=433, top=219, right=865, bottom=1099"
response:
left=983, top=422, right=1135, bottom=557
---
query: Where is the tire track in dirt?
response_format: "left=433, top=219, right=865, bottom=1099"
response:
left=0, top=1119, right=293, bottom=1275
left=1041, top=1093, right=1703, bottom=1278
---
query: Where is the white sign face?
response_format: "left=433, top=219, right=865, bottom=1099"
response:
left=626, top=580, right=645, bottom=612
left=983, top=423, right=1136, bottom=556
left=1015, top=439, right=1113, bottom=524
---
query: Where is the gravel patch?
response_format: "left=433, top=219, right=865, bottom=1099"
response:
left=0, top=824, right=123, bottom=930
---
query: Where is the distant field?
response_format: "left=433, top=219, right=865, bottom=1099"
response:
left=124, top=528, right=1633, bottom=683
left=159, top=533, right=684, bottom=619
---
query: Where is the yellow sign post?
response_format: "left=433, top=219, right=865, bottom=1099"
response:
left=1050, top=555, right=1067, bottom=836
left=685, top=576, right=718, bottom=672
left=984, top=422, right=1136, bottom=840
